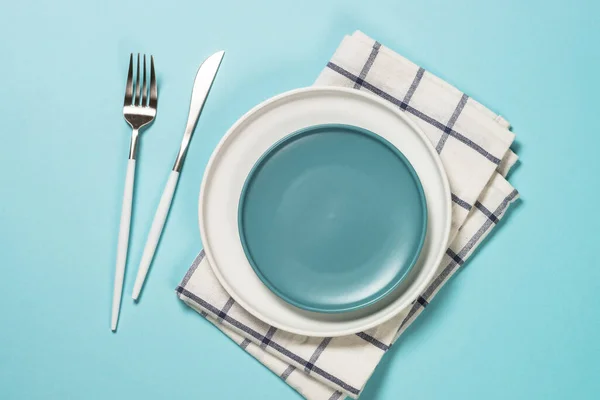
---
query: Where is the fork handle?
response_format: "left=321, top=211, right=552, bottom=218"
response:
left=111, top=158, right=136, bottom=331
left=131, top=170, right=180, bottom=300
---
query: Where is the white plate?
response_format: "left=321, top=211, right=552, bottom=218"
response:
left=199, top=87, right=451, bottom=337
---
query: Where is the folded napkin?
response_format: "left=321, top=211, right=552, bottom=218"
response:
left=177, top=31, right=520, bottom=399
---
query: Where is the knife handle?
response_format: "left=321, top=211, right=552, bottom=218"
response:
left=131, top=170, right=180, bottom=300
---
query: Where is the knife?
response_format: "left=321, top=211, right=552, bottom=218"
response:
left=131, top=51, right=224, bottom=300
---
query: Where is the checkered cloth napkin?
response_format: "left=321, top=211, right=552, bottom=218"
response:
left=177, top=31, right=520, bottom=399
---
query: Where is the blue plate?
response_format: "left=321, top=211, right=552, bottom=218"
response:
left=238, top=124, right=427, bottom=313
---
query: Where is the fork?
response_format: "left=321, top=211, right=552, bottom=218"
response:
left=111, top=54, right=157, bottom=331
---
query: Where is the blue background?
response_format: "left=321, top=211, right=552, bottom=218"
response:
left=1, top=0, right=599, bottom=399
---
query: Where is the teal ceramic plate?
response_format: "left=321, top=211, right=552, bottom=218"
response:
left=238, top=124, right=427, bottom=313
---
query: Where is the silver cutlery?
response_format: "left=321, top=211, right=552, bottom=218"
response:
left=112, top=54, right=157, bottom=331
left=131, top=51, right=224, bottom=301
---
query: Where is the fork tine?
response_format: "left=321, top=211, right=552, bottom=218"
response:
left=124, top=54, right=133, bottom=106
left=141, top=55, right=148, bottom=106
left=149, top=55, right=157, bottom=109
left=135, top=53, right=141, bottom=106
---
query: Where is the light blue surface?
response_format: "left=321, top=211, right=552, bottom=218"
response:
left=239, top=124, right=427, bottom=313
left=0, top=0, right=599, bottom=399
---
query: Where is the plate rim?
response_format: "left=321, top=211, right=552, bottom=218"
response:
left=199, top=86, right=452, bottom=336
left=237, top=123, right=428, bottom=313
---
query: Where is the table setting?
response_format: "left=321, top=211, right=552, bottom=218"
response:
left=3, top=1, right=599, bottom=399
left=109, top=30, right=519, bottom=399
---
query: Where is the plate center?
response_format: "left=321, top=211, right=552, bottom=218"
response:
left=239, top=124, right=427, bottom=313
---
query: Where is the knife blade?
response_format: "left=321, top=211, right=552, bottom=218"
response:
left=173, top=50, right=225, bottom=172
